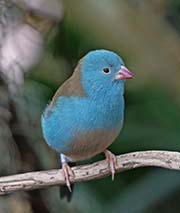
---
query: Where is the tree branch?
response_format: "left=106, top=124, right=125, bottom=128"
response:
left=0, top=150, right=180, bottom=195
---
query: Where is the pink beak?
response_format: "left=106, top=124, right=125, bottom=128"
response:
left=115, top=65, right=133, bottom=80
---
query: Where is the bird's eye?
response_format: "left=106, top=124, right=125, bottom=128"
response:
left=102, top=68, right=111, bottom=74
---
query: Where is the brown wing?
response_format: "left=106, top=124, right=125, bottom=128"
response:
left=51, top=59, right=85, bottom=107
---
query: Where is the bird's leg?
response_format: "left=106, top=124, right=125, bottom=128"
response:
left=104, top=150, right=118, bottom=180
left=60, top=154, right=74, bottom=192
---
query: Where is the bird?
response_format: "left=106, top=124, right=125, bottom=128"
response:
left=41, top=49, right=133, bottom=201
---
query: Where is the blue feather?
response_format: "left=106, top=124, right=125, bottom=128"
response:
left=41, top=49, right=130, bottom=160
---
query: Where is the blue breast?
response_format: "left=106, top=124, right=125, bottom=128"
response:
left=41, top=87, right=124, bottom=153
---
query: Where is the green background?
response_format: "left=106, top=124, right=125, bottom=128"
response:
left=0, top=1, right=180, bottom=212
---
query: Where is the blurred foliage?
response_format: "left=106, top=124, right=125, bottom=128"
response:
left=166, top=0, right=180, bottom=32
left=0, top=0, right=180, bottom=213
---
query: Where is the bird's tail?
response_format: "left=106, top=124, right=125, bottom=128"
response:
left=59, top=155, right=76, bottom=202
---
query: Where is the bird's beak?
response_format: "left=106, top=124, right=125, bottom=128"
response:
left=115, top=66, right=133, bottom=80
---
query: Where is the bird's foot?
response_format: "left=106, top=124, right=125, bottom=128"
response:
left=62, top=163, right=75, bottom=192
left=104, top=150, right=117, bottom=180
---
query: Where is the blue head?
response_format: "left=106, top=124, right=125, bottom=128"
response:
left=81, top=49, right=133, bottom=99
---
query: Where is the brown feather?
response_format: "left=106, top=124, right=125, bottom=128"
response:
left=51, top=59, right=85, bottom=107
left=63, top=128, right=120, bottom=161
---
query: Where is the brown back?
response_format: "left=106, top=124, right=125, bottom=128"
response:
left=51, top=59, right=85, bottom=107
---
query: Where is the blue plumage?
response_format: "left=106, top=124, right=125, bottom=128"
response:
left=41, top=49, right=133, bottom=198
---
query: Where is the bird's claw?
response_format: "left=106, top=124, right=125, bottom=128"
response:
left=104, top=150, right=117, bottom=180
left=62, top=163, right=75, bottom=192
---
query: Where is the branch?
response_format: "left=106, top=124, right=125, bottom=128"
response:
left=0, top=150, right=180, bottom=195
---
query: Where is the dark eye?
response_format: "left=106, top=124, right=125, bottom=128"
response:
left=102, top=68, right=111, bottom=74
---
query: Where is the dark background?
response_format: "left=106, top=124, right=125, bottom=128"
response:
left=0, top=0, right=180, bottom=212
